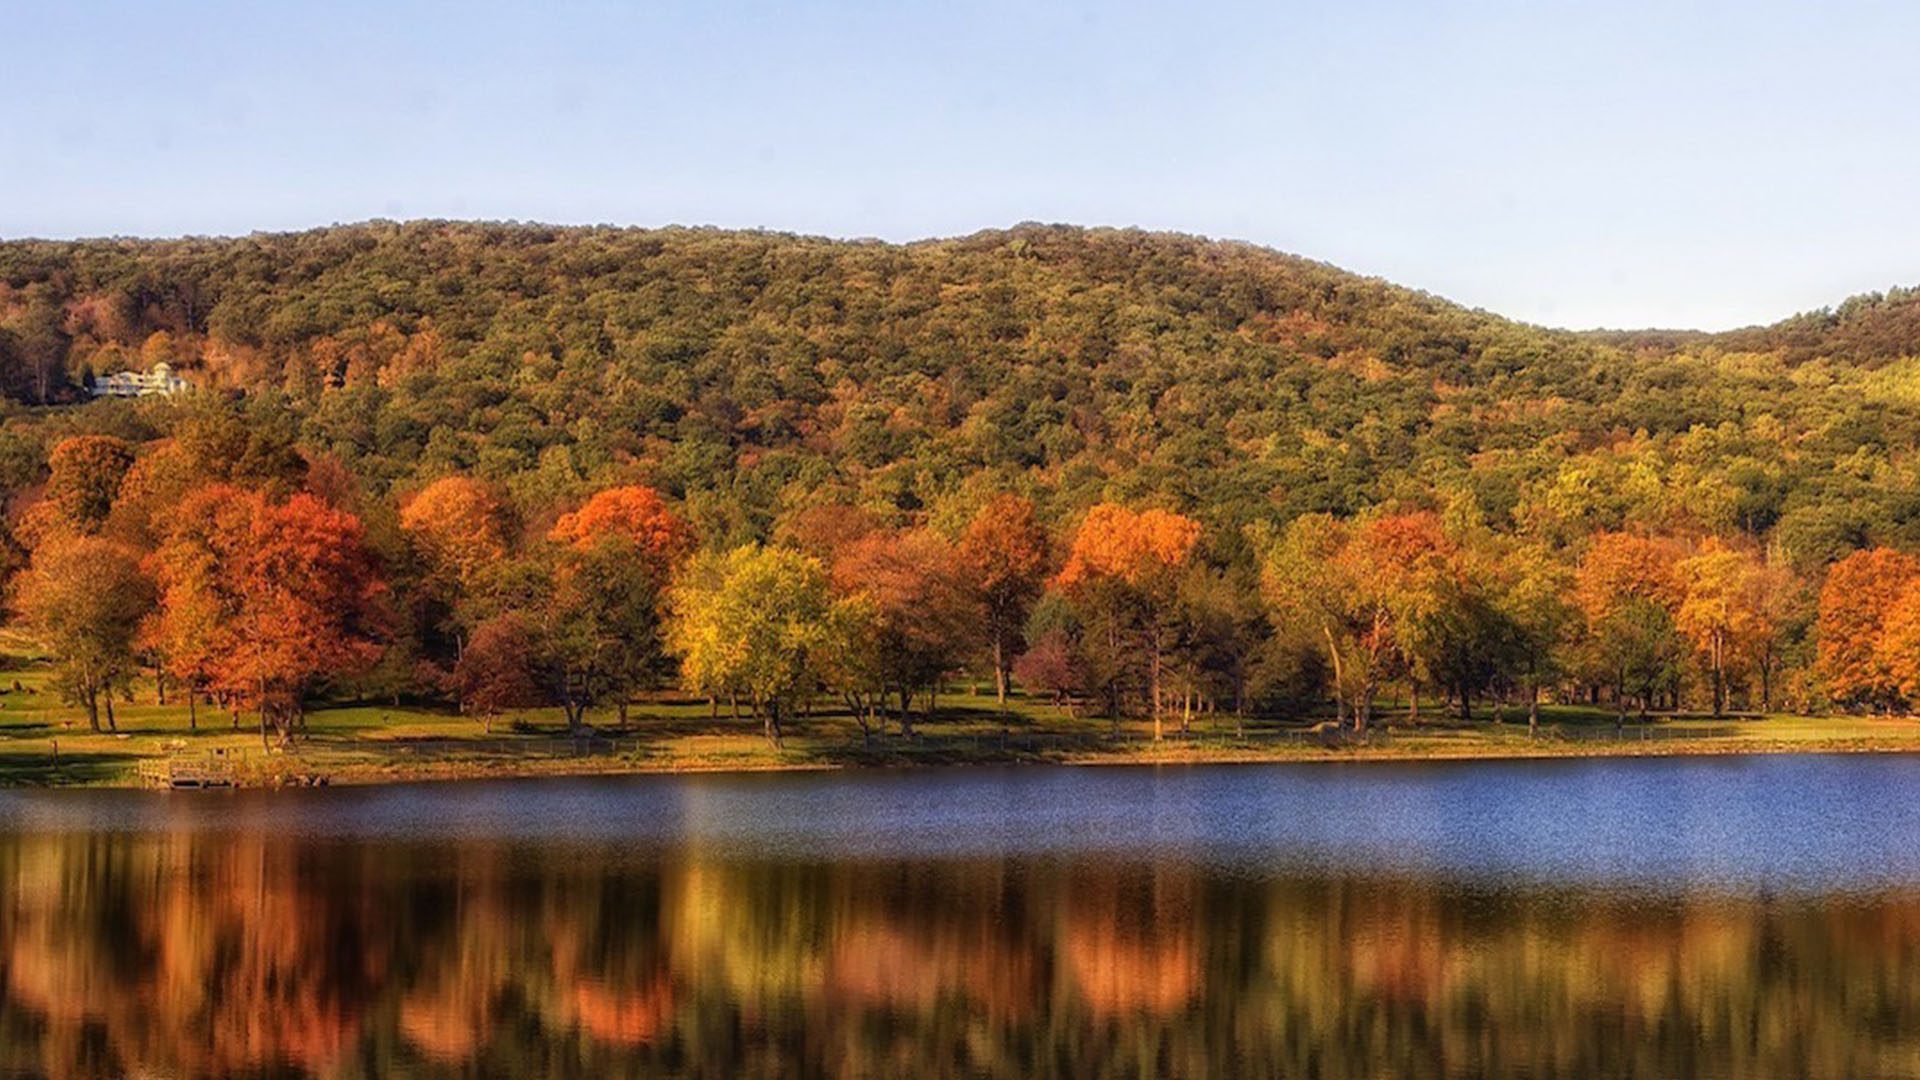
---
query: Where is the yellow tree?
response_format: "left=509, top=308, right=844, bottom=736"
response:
left=666, top=545, right=837, bottom=747
left=13, top=535, right=155, bottom=731
left=1675, top=540, right=1766, bottom=716
left=399, top=476, right=512, bottom=597
left=1494, top=540, right=1576, bottom=735
left=1260, top=514, right=1355, bottom=723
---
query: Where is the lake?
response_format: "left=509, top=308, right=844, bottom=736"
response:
left=3, top=755, right=1920, bottom=1077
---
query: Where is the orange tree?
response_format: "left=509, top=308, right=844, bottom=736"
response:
left=1054, top=504, right=1201, bottom=738
left=25, top=435, right=136, bottom=542
left=1574, top=532, right=1686, bottom=720
left=1819, top=547, right=1920, bottom=710
left=146, top=484, right=389, bottom=745
left=957, top=494, right=1051, bottom=707
left=540, top=484, right=695, bottom=730
left=829, top=527, right=971, bottom=735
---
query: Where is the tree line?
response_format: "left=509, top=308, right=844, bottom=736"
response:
left=7, top=222, right=1920, bottom=582
left=10, top=400, right=1920, bottom=744
left=4, top=223, right=1920, bottom=735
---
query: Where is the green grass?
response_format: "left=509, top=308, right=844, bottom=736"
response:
left=4, top=650, right=1920, bottom=788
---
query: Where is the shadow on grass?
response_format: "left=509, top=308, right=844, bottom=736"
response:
left=0, top=750, right=139, bottom=787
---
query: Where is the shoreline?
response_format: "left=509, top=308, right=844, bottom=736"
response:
left=9, top=683, right=1920, bottom=790
left=151, top=730, right=1920, bottom=791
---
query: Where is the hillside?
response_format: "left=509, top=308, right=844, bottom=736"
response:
left=0, top=221, right=1917, bottom=567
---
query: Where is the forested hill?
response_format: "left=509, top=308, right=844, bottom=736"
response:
left=1, top=220, right=1918, bottom=568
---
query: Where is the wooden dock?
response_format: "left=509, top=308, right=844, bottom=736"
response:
left=136, top=754, right=238, bottom=789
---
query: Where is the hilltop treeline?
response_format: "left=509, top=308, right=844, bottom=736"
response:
left=3, top=222, right=1920, bottom=730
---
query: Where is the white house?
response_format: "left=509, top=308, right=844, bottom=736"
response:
left=90, top=362, right=191, bottom=399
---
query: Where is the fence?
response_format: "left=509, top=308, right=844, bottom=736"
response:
left=1549, top=723, right=1742, bottom=742
left=352, top=734, right=648, bottom=761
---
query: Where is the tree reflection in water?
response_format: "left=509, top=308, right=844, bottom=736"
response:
left=1, top=830, right=1919, bottom=1078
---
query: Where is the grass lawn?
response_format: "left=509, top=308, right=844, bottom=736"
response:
left=3, top=643, right=1920, bottom=788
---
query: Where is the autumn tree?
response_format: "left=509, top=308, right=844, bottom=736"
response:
left=1496, top=541, right=1577, bottom=734
left=957, top=494, right=1051, bottom=706
left=775, top=501, right=882, bottom=562
left=1263, top=511, right=1454, bottom=732
left=399, top=476, right=515, bottom=675
left=1674, top=540, right=1782, bottom=716
left=549, top=485, right=694, bottom=569
left=541, top=541, right=673, bottom=731
left=1261, top=514, right=1355, bottom=723
left=540, top=485, right=694, bottom=730
left=1054, top=504, right=1201, bottom=737
left=1013, top=630, right=1089, bottom=714
left=1744, top=556, right=1808, bottom=712
left=401, top=477, right=512, bottom=593
left=1817, top=547, right=1920, bottom=710
left=816, top=594, right=889, bottom=744
left=146, top=485, right=388, bottom=745
left=667, top=545, right=836, bottom=747
left=1171, top=565, right=1269, bottom=731
left=450, top=614, right=541, bottom=732
left=830, top=528, right=971, bottom=735
left=13, top=535, right=154, bottom=731
left=32, top=435, right=135, bottom=539
left=1572, top=533, right=1685, bottom=720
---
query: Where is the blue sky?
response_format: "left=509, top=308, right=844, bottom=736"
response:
left=4, top=1, right=1918, bottom=330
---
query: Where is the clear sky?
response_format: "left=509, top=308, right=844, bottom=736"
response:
left=4, top=1, right=1918, bottom=330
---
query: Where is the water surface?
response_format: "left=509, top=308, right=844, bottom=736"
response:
left=3, top=756, right=1919, bottom=1077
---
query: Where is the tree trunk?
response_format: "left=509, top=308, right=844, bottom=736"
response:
left=1711, top=632, right=1725, bottom=717
left=1322, top=624, right=1345, bottom=726
left=763, top=700, right=784, bottom=748
left=187, top=689, right=197, bottom=732
left=104, top=693, right=116, bottom=733
left=993, top=638, right=1009, bottom=706
left=1149, top=630, right=1164, bottom=736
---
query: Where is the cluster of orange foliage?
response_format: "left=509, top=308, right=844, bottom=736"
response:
left=548, top=484, right=695, bottom=566
left=1816, top=548, right=1920, bottom=707
left=144, top=485, right=389, bottom=739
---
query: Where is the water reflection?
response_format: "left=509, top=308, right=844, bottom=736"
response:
left=3, top=827, right=1920, bottom=1078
